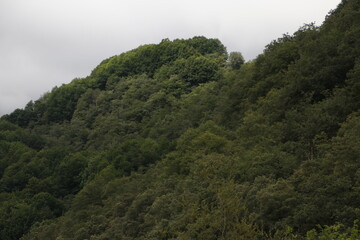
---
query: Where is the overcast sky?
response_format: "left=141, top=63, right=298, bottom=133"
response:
left=0, top=0, right=341, bottom=116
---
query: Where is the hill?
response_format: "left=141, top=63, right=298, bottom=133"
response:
left=1, top=0, right=360, bottom=239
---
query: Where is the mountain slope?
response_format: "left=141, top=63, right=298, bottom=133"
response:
left=1, top=1, right=360, bottom=239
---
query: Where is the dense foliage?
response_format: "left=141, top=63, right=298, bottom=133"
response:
left=1, top=1, right=360, bottom=239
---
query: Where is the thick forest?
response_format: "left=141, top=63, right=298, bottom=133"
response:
left=1, top=0, right=360, bottom=239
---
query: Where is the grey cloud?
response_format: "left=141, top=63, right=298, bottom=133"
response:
left=0, top=0, right=341, bottom=116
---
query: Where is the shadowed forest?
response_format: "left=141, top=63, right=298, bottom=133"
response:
left=1, top=0, right=360, bottom=239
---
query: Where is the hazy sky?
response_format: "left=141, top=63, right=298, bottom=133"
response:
left=0, top=0, right=341, bottom=116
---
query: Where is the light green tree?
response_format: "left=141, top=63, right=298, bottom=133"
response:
left=228, top=51, right=245, bottom=70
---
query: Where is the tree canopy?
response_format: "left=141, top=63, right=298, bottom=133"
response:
left=1, top=1, right=360, bottom=239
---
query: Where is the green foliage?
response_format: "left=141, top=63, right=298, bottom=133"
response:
left=44, top=80, right=87, bottom=123
left=106, top=138, right=161, bottom=174
left=228, top=51, right=245, bottom=70
left=306, top=221, right=360, bottom=240
left=3, top=2, right=360, bottom=239
left=156, top=55, right=221, bottom=86
left=91, top=36, right=226, bottom=89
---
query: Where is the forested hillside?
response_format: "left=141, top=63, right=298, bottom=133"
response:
left=1, top=0, right=360, bottom=239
